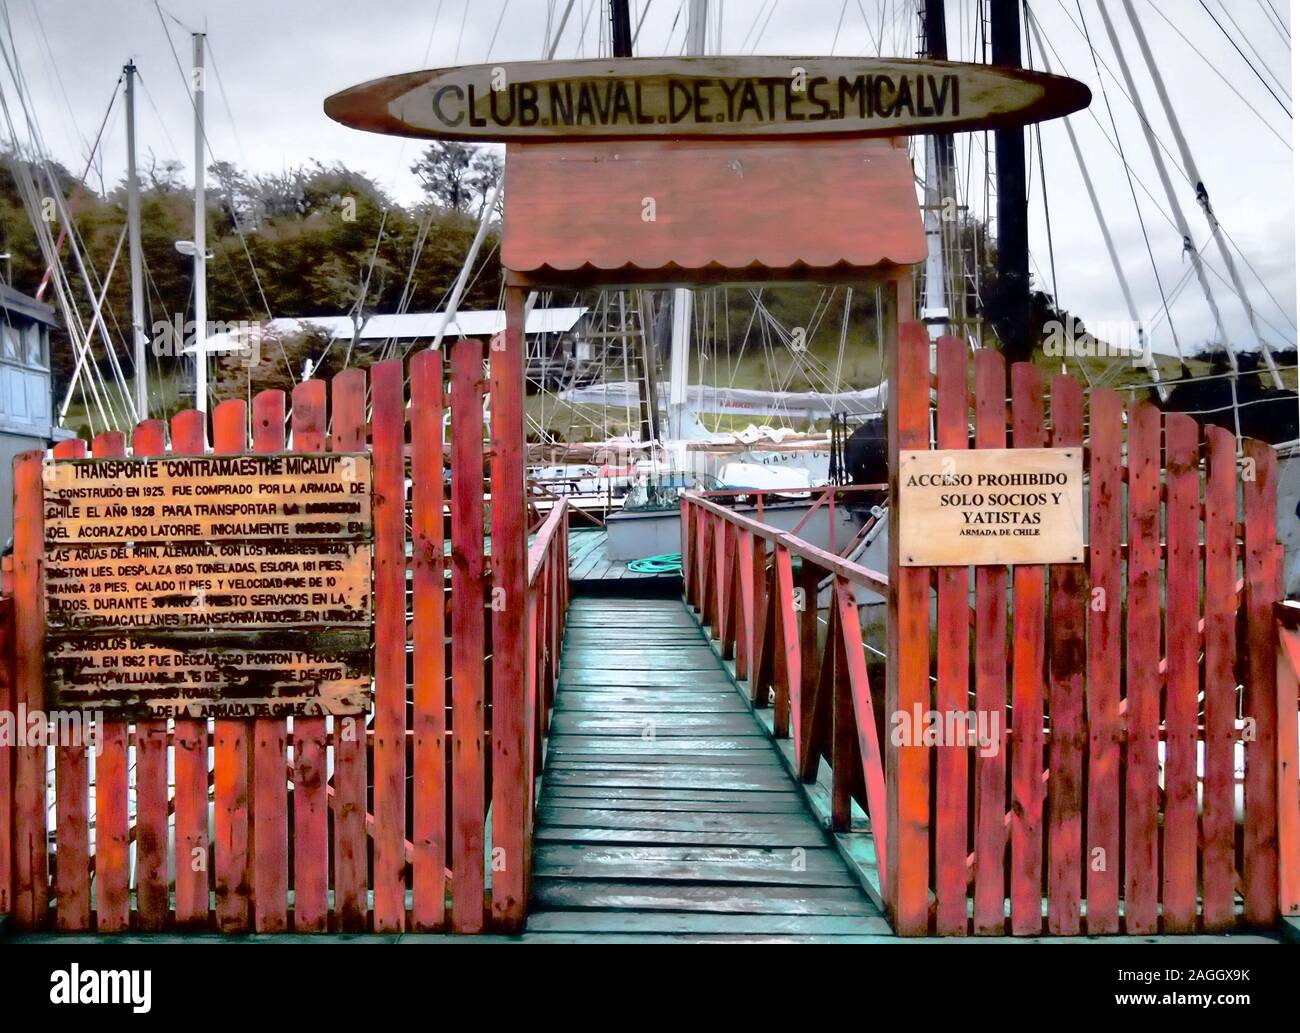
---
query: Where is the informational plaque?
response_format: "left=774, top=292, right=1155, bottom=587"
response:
left=897, top=448, right=1084, bottom=567
left=43, top=452, right=373, bottom=718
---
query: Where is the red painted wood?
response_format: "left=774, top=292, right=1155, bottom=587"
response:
left=329, top=369, right=369, bottom=931
left=680, top=496, right=692, bottom=603
left=714, top=519, right=730, bottom=653
left=370, top=360, right=407, bottom=932
left=1045, top=374, right=1084, bottom=935
left=89, top=431, right=130, bottom=932
left=889, top=321, right=932, bottom=935
left=736, top=530, right=756, bottom=681
left=704, top=516, right=719, bottom=632
left=794, top=554, right=819, bottom=759
left=1201, top=425, right=1238, bottom=931
left=829, top=594, right=852, bottom=831
left=170, top=409, right=210, bottom=928
left=211, top=400, right=251, bottom=932
left=934, top=335, right=969, bottom=936
left=491, top=292, right=530, bottom=931
left=1085, top=389, right=1123, bottom=934
left=800, top=596, right=836, bottom=783
left=772, top=548, right=800, bottom=741
left=972, top=347, right=1007, bottom=935
left=751, top=532, right=768, bottom=704
left=1124, top=400, right=1161, bottom=934
left=288, top=381, right=329, bottom=932
left=1162, top=413, right=1200, bottom=932
left=834, top=578, right=889, bottom=888
left=411, top=349, right=447, bottom=931
left=1242, top=437, right=1280, bottom=926
left=50, top=438, right=89, bottom=930
left=719, top=523, right=736, bottom=661
left=1278, top=626, right=1300, bottom=920
left=0, top=596, right=12, bottom=919
left=131, top=419, right=171, bottom=931
left=250, top=391, right=289, bottom=933
left=12, top=449, right=45, bottom=929
left=694, top=506, right=707, bottom=612
left=450, top=339, right=487, bottom=932
left=1008, top=362, right=1045, bottom=936
left=503, top=138, right=926, bottom=276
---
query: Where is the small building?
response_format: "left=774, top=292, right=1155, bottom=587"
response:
left=0, top=284, right=57, bottom=545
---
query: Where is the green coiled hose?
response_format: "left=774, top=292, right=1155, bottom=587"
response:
left=626, top=552, right=683, bottom=575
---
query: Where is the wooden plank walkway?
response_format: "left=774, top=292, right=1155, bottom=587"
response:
left=566, top=529, right=678, bottom=585
left=526, top=595, right=890, bottom=941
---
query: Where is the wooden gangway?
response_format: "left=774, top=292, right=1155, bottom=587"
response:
left=526, top=595, right=889, bottom=942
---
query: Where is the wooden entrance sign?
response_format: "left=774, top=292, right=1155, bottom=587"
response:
left=42, top=451, right=373, bottom=718
left=325, top=56, right=1090, bottom=141
left=897, top=447, right=1084, bottom=566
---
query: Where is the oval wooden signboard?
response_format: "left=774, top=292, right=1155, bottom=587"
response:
left=324, top=56, right=1090, bottom=142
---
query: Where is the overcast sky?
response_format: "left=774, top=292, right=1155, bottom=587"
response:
left=5, top=0, right=1296, bottom=358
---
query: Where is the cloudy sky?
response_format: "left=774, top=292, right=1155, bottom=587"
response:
left=5, top=0, right=1296, bottom=359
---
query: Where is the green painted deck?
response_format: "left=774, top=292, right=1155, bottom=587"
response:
left=566, top=528, right=678, bottom=586
left=525, top=594, right=891, bottom=941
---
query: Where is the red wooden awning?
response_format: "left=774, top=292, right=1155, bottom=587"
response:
left=502, top=137, right=924, bottom=286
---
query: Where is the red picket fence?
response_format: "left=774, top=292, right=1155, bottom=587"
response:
left=890, top=328, right=1287, bottom=935
left=682, top=486, right=891, bottom=889
left=0, top=335, right=567, bottom=933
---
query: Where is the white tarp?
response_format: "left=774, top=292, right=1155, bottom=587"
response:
left=560, top=380, right=887, bottom=418
left=201, top=309, right=588, bottom=354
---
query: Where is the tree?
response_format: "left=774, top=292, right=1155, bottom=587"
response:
left=412, top=141, right=502, bottom=214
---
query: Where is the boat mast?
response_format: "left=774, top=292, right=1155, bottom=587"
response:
left=125, top=60, right=147, bottom=420
left=192, top=32, right=208, bottom=415
left=665, top=0, right=709, bottom=441
left=920, top=0, right=956, bottom=356
left=609, top=0, right=658, bottom=443
left=991, top=1, right=1031, bottom=367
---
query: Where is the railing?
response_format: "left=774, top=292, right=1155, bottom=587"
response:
left=1273, top=602, right=1300, bottom=919
left=681, top=490, right=889, bottom=895
left=526, top=499, right=570, bottom=825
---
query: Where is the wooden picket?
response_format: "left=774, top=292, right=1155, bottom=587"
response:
left=0, top=335, right=567, bottom=932
left=883, top=326, right=1288, bottom=934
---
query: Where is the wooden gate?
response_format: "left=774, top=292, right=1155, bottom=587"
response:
left=888, top=324, right=1287, bottom=935
left=0, top=334, right=567, bottom=933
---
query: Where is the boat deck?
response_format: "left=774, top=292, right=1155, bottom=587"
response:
left=525, top=595, right=890, bottom=941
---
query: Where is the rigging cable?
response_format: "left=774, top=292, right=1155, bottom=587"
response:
left=1198, top=0, right=1291, bottom=118
left=1137, top=0, right=1289, bottom=149
left=1076, top=0, right=1183, bottom=363
left=1214, top=0, right=1290, bottom=102
left=1026, top=11, right=1163, bottom=398
left=1043, top=1, right=1295, bottom=336
left=1094, top=0, right=1218, bottom=365
left=1121, top=0, right=1287, bottom=387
